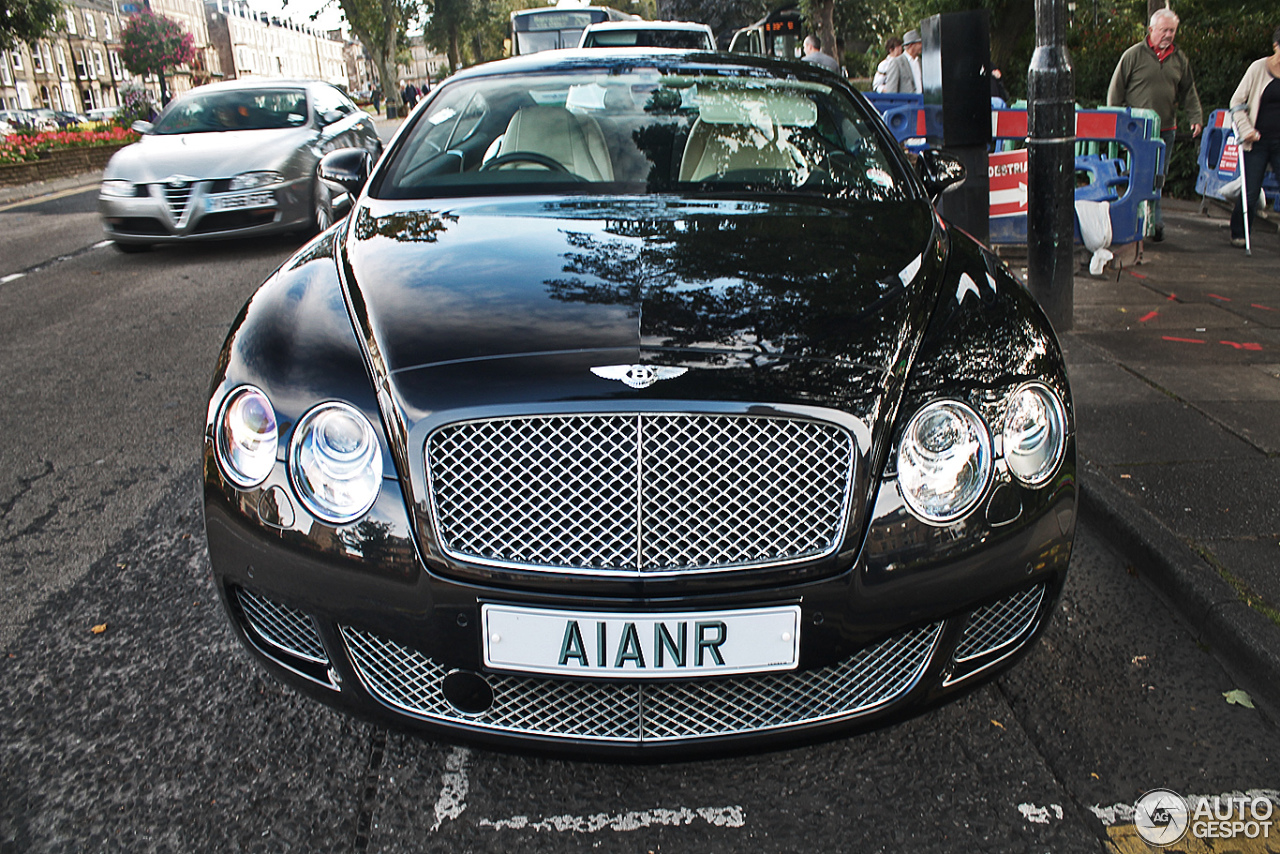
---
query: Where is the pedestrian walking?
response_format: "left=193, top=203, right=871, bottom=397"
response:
left=1107, top=8, right=1203, bottom=243
left=1227, top=25, right=1280, bottom=250
left=882, top=30, right=922, bottom=94
left=802, top=35, right=841, bottom=74
left=872, top=36, right=903, bottom=93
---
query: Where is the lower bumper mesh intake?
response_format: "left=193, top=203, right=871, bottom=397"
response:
left=952, top=583, right=1046, bottom=664
left=236, top=587, right=328, bottom=664
left=340, top=622, right=943, bottom=743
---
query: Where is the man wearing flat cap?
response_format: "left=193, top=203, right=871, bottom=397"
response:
left=883, top=29, right=923, bottom=93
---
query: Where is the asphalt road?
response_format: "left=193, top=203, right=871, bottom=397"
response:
left=1, top=189, right=1277, bottom=853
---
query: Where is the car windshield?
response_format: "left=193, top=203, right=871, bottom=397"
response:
left=584, top=29, right=713, bottom=49
left=151, top=89, right=309, bottom=134
left=375, top=68, right=909, bottom=202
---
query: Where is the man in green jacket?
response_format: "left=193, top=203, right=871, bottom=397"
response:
left=1107, top=8, right=1203, bottom=242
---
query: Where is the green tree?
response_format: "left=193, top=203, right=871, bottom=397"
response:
left=119, top=11, right=195, bottom=106
left=335, top=0, right=415, bottom=115
left=1, top=0, right=62, bottom=51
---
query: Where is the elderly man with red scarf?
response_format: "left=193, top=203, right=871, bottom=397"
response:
left=1108, top=7, right=1203, bottom=243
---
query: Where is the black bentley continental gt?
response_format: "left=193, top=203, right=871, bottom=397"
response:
left=203, top=49, right=1076, bottom=757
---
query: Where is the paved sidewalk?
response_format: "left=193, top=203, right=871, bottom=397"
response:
left=1059, top=197, right=1280, bottom=713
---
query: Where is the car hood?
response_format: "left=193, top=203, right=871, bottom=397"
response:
left=340, top=195, right=944, bottom=421
left=105, top=127, right=316, bottom=181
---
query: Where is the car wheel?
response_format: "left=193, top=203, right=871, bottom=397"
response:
left=112, top=241, right=151, bottom=254
left=310, top=176, right=333, bottom=235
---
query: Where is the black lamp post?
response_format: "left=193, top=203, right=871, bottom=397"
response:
left=1026, top=0, right=1075, bottom=331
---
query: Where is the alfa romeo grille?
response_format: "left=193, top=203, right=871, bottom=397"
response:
left=236, top=587, right=328, bottom=664
left=162, top=182, right=194, bottom=222
left=952, top=584, right=1046, bottom=663
left=426, top=413, right=854, bottom=575
left=341, top=622, right=941, bottom=743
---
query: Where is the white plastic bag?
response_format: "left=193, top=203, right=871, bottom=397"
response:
left=1221, top=175, right=1243, bottom=200
left=1075, top=200, right=1113, bottom=275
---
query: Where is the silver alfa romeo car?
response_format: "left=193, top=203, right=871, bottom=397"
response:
left=98, top=78, right=381, bottom=252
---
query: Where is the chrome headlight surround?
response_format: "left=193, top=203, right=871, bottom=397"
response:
left=100, top=179, right=137, bottom=197
left=1002, top=382, right=1067, bottom=486
left=215, top=386, right=279, bottom=488
left=289, top=401, right=383, bottom=524
left=229, top=171, right=284, bottom=191
left=897, top=399, right=993, bottom=524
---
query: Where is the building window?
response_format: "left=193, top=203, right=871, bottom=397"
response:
left=85, top=11, right=96, bottom=38
left=75, top=48, right=88, bottom=79
left=10, top=50, right=22, bottom=71
left=65, top=9, right=77, bottom=34
left=109, top=50, right=122, bottom=78
left=94, top=49, right=105, bottom=76
left=57, top=45, right=68, bottom=79
left=1, top=58, right=10, bottom=86
left=104, top=16, right=112, bottom=41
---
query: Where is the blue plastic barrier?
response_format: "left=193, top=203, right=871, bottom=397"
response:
left=866, top=99, right=1167, bottom=246
left=1197, top=109, right=1280, bottom=213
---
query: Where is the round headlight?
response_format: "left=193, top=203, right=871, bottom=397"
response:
left=290, top=402, right=383, bottom=524
left=897, top=400, right=992, bottom=523
left=216, top=386, right=278, bottom=488
left=1003, top=383, right=1067, bottom=485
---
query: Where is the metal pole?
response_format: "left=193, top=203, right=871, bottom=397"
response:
left=1027, top=0, right=1075, bottom=331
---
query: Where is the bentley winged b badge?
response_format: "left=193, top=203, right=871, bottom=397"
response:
left=590, top=365, right=688, bottom=389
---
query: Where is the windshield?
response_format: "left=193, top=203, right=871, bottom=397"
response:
left=583, top=29, right=714, bottom=49
left=152, top=89, right=309, bottom=134
left=375, top=68, right=909, bottom=202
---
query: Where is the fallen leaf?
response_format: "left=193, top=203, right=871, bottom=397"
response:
left=91, top=623, right=107, bottom=635
left=991, top=719, right=1005, bottom=729
left=1091, top=773, right=1099, bottom=780
left=1223, top=689, right=1255, bottom=709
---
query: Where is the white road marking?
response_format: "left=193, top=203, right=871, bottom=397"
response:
left=479, top=805, right=746, bottom=833
left=430, top=746, right=471, bottom=831
left=1018, top=803, right=1064, bottom=824
left=1, top=273, right=24, bottom=284
left=1090, top=789, right=1280, bottom=826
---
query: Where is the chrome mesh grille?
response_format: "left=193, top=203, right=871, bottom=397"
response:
left=236, top=588, right=328, bottom=664
left=953, top=584, right=1046, bottom=663
left=341, top=622, right=940, bottom=743
left=426, top=413, right=854, bottom=575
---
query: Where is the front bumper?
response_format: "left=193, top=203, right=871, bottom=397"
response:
left=204, top=463, right=1074, bottom=758
left=99, top=177, right=311, bottom=244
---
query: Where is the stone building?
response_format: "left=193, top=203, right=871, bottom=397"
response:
left=205, top=0, right=347, bottom=85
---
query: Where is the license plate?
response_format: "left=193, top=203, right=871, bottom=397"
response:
left=206, top=191, right=275, bottom=212
left=481, top=604, right=800, bottom=678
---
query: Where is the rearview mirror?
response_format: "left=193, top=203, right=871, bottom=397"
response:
left=131, top=120, right=153, bottom=135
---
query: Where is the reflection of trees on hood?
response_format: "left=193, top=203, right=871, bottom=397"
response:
left=543, top=206, right=931, bottom=366
left=353, top=207, right=459, bottom=243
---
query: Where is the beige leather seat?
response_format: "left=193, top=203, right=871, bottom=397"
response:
left=494, top=105, right=614, bottom=181
left=678, top=118, right=801, bottom=182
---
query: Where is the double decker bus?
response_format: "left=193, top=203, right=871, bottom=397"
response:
left=727, top=5, right=803, bottom=60
left=510, top=0, right=639, bottom=55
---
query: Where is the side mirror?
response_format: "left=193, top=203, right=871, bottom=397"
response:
left=131, top=120, right=153, bottom=134
left=916, top=149, right=966, bottom=197
left=319, top=147, right=372, bottom=198
left=320, top=108, right=344, bottom=126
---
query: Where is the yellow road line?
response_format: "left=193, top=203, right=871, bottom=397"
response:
left=1106, top=822, right=1280, bottom=853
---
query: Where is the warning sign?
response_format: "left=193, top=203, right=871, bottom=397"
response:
left=1217, top=134, right=1239, bottom=176
left=989, top=149, right=1028, bottom=217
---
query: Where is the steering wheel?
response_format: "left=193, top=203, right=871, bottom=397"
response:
left=480, top=151, right=570, bottom=173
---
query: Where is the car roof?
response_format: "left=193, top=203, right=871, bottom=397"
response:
left=180, top=78, right=334, bottom=96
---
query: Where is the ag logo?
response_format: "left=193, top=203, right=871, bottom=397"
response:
left=590, top=365, right=687, bottom=390
left=1134, top=788, right=1190, bottom=846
